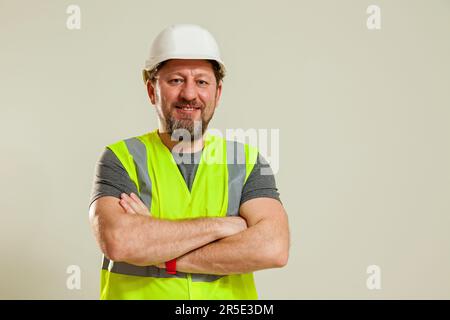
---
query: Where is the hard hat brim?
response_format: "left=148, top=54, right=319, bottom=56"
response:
left=144, top=54, right=225, bottom=73
left=143, top=55, right=226, bottom=84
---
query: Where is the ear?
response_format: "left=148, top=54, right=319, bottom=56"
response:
left=146, top=81, right=157, bottom=105
left=214, top=80, right=223, bottom=107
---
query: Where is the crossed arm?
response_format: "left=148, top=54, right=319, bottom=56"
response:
left=89, top=193, right=290, bottom=274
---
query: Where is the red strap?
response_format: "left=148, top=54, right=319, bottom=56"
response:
left=165, top=258, right=177, bottom=275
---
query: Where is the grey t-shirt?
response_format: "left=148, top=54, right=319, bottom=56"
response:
left=89, top=147, right=281, bottom=208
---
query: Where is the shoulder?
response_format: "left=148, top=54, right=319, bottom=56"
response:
left=106, top=131, right=155, bottom=151
left=94, top=147, right=126, bottom=174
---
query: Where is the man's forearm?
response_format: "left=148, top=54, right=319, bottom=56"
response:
left=117, top=215, right=216, bottom=266
left=175, top=218, right=289, bottom=275
left=114, top=214, right=244, bottom=266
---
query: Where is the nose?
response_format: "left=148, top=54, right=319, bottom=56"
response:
left=179, top=79, right=198, bottom=102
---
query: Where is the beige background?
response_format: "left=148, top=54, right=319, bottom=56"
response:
left=0, top=0, right=449, bottom=299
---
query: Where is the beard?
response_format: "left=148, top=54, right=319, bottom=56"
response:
left=166, top=117, right=205, bottom=141
left=160, top=101, right=215, bottom=141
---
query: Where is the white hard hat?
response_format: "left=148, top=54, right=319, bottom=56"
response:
left=143, top=24, right=226, bottom=83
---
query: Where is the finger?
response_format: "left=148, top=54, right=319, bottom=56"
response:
left=119, top=197, right=136, bottom=214
left=130, top=193, right=149, bottom=211
left=129, top=193, right=150, bottom=216
left=121, top=193, right=142, bottom=213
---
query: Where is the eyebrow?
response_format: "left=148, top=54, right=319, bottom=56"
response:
left=165, top=71, right=213, bottom=78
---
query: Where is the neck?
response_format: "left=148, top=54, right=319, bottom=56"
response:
left=157, top=130, right=204, bottom=153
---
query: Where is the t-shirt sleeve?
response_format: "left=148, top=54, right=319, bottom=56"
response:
left=240, top=153, right=282, bottom=206
left=89, top=148, right=139, bottom=208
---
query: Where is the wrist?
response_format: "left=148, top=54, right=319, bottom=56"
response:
left=215, top=217, right=232, bottom=239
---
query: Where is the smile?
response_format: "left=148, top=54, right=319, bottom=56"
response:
left=175, top=106, right=201, bottom=111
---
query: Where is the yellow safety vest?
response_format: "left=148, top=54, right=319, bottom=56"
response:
left=100, top=129, right=259, bottom=299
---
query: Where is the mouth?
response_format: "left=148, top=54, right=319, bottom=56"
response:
left=175, top=105, right=201, bottom=111
left=175, top=105, right=201, bottom=115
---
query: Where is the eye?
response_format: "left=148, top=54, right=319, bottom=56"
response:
left=197, top=80, right=209, bottom=87
left=169, top=78, right=183, bottom=85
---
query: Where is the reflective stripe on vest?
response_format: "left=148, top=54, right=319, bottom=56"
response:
left=101, top=134, right=251, bottom=283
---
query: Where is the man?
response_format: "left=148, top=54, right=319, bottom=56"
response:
left=89, top=24, right=289, bottom=300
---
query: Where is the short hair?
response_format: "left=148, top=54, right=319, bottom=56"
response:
left=142, top=59, right=225, bottom=85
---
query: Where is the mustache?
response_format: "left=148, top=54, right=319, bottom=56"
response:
left=172, top=100, right=204, bottom=109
